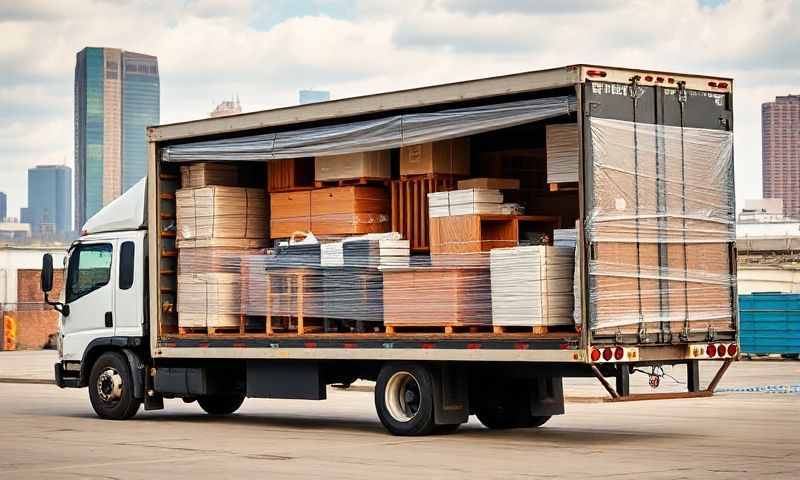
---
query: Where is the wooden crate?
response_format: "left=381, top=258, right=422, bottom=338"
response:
left=391, top=175, right=457, bottom=252
left=315, top=151, right=390, bottom=182
left=267, top=158, right=315, bottom=192
left=383, top=267, right=491, bottom=327
left=310, top=186, right=390, bottom=236
left=270, top=190, right=311, bottom=238
left=400, top=138, right=470, bottom=176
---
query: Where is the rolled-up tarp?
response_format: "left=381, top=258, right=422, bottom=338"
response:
left=162, top=96, right=576, bottom=162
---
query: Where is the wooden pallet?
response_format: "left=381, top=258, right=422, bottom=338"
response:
left=314, top=177, right=390, bottom=188
left=491, top=325, right=562, bottom=335
left=178, top=326, right=242, bottom=336
left=384, top=324, right=493, bottom=335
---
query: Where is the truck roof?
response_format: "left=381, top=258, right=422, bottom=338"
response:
left=148, top=64, right=733, bottom=143
left=82, top=177, right=147, bottom=235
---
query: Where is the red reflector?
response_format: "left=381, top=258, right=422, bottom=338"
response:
left=706, top=344, right=717, bottom=357
left=614, top=347, right=624, bottom=360
left=717, top=82, right=728, bottom=88
left=514, top=343, right=530, bottom=350
left=590, top=348, right=601, bottom=362
left=232, top=342, right=247, bottom=348
left=602, top=348, right=613, bottom=361
left=728, top=344, right=737, bottom=356
left=718, top=344, right=727, bottom=357
left=467, top=343, right=481, bottom=350
left=708, top=81, right=718, bottom=87
left=667, top=78, right=675, bottom=84
left=198, top=342, right=209, bottom=349
left=421, top=343, right=435, bottom=349
left=644, top=75, right=654, bottom=82
left=656, top=76, right=665, bottom=83
left=586, top=69, right=607, bottom=78
left=343, top=343, right=357, bottom=349
left=304, top=342, right=317, bottom=349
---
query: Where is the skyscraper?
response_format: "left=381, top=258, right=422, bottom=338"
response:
left=210, top=96, right=242, bottom=117
left=74, top=47, right=159, bottom=228
left=299, top=89, right=330, bottom=104
left=0, top=192, right=6, bottom=221
left=20, top=165, right=72, bottom=238
left=762, top=95, right=800, bottom=217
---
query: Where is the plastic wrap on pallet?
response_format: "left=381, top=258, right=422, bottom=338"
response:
left=175, top=186, right=266, bottom=246
left=161, top=96, right=576, bottom=162
left=586, top=117, right=735, bottom=332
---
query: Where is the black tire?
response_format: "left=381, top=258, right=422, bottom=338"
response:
left=477, top=396, right=551, bottom=430
left=780, top=354, right=799, bottom=360
left=88, top=351, right=141, bottom=420
left=197, top=394, right=245, bottom=415
left=375, top=362, right=437, bottom=436
left=433, top=423, right=461, bottom=435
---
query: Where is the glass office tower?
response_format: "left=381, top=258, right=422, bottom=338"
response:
left=74, top=47, right=159, bottom=228
left=22, top=165, right=72, bottom=238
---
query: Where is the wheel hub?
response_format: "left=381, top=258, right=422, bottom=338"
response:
left=385, top=371, right=421, bottom=422
left=96, top=368, right=123, bottom=402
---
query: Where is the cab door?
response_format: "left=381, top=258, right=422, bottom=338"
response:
left=61, top=240, right=116, bottom=361
left=113, top=231, right=145, bottom=337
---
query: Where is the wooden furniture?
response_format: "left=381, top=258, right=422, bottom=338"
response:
left=391, top=175, right=457, bottom=252
left=400, top=138, right=470, bottom=176
left=268, top=158, right=315, bottom=192
left=382, top=266, right=491, bottom=331
left=429, top=214, right=561, bottom=254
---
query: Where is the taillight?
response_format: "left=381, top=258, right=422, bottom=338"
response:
left=708, top=81, right=718, bottom=88
left=717, top=344, right=727, bottom=357
left=728, top=344, right=738, bottom=356
left=656, top=76, right=665, bottom=83
left=717, top=82, right=728, bottom=88
left=644, top=75, right=654, bottom=82
left=706, top=344, right=717, bottom=357
left=667, top=77, right=675, bottom=84
left=602, top=348, right=613, bottom=361
left=590, top=348, right=601, bottom=362
left=586, top=69, right=607, bottom=78
left=614, top=346, right=624, bottom=360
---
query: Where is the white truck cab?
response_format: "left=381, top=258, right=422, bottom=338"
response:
left=43, top=178, right=151, bottom=418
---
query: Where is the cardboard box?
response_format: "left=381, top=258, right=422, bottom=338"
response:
left=315, top=151, right=391, bottom=182
left=400, top=138, right=470, bottom=176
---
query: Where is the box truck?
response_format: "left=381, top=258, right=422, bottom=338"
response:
left=44, top=65, right=737, bottom=435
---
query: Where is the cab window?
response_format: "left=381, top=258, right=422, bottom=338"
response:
left=66, top=243, right=113, bottom=302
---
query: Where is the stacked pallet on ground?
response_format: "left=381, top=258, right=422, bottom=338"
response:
left=545, top=123, right=579, bottom=184
left=490, top=246, right=575, bottom=333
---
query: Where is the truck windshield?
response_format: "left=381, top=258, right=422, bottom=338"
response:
left=66, top=243, right=113, bottom=303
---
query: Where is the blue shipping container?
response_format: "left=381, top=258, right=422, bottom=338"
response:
left=739, top=292, right=800, bottom=356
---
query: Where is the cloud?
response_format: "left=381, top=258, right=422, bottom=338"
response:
left=0, top=0, right=796, bottom=217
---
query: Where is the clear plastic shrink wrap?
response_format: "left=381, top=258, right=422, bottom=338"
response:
left=587, top=117, right=735, bottom=334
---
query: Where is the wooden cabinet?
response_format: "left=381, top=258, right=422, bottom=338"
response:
left=430, top=214, right=561, bottom=254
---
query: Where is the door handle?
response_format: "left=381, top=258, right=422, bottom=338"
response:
left=105, top=311, right=113, bottom=328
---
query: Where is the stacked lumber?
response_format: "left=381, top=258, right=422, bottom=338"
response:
left=342, top=238, right=410, bottom=268
left=546, top=124, right=579, bottom=184
left=180, top=162, right=238, bottom=188
left=490, top=246, right=574, bottom=328
left=177, top=272, right=241, bottom=329
left=176, top=186, right=266, bottom=248
left=400, top=138, right=470, bottom=177
left=457, top=177, right=520, bottom=190
left=382, top=266, right=491, bottom=328
left=447, top=189, right=504, bottom=216
left=315, top=151, right=390, bottom=182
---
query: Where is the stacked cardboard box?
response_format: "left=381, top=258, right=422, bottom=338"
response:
left=546, top=123, right=579, bottom=184
left=400, top=138, right=470, bottom=176
left=176, top=186, right=266, bottom=248
left=315, top=151, right=390, bottom=182
left=490, top=246, right=575, bottom=327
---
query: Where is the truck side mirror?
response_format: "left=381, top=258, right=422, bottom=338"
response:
left=41, top=253, right=54, bottom=293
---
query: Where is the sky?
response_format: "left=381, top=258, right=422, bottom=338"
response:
left=1, top=0, right=798, bottom=219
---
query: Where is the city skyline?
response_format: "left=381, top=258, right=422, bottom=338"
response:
left=20, top=164, right=72, bottom=239
left=74, top=47, right=160, bottom=228
left=1, top=1, right=799, bottom=218
left=762, top=95, right=800, bottom=217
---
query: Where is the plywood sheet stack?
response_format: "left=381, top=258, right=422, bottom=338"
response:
left=177, top=248, right=246, bottom=329
left=447, top=189, right=504, bottom=216
left=315, top=151, right=390, bottom=182
left=546, top=124, right=579, bottom=184
left=180, top=162, right=239, bottom=188
left=383, top=266, right=491, bottom=327
left=490, top=246, right=575, bottom=327
left=176, top=186, right=266, bottom=248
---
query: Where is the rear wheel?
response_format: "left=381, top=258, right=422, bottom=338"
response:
left=88, top=352, right=141, bottom=420
left=375, top=363, right=437, bottom=436
left=197, top=394, right=245, bottom=415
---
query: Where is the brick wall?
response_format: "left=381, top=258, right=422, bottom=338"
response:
left=17, top=268, right=64, bottom=309
left=0, top=268, right=65, bottom=350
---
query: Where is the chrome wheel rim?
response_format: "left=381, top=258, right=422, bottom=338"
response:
left=96, top=368, right=123, bottom=403
left=385, top=371, right=421, bottom=422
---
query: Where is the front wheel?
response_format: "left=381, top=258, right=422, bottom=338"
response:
left=197, top=394, right=245, bottom=415
left=88, top=352, right=141, bottom=420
